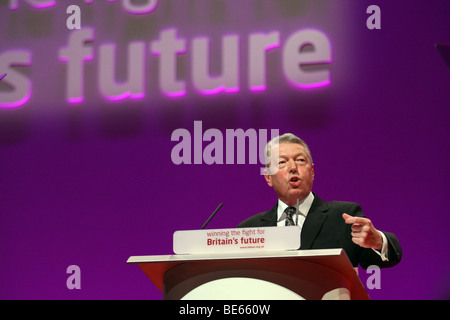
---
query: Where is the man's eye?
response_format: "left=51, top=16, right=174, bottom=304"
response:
left=278, top=161, right=286, bottom=167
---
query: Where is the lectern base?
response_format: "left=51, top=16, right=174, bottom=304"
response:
left=163, top=256, right=351, bottom=300
left=127, top=249, right=369, bottom=300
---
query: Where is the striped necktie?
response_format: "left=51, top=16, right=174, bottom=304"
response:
left=284, top=206, right=296, bottom=226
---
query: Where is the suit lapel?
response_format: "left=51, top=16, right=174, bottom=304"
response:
left=300, top=195, right=329, bottom=249
left=260, top=203, right=278, bottom=226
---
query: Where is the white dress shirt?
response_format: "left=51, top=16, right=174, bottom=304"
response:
left=276, top=192, right=314, bottom=228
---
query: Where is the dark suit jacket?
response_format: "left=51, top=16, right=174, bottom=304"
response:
left=237, top=194, right=402, bottom=269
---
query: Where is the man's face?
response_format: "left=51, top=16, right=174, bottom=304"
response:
left=264, top=143, right=314, bottom=206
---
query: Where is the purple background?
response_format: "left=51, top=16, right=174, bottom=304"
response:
left=1, top=1, right=449, bottom=299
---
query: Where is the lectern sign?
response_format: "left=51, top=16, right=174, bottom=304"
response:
left=173, top=226, right=301, bottom=254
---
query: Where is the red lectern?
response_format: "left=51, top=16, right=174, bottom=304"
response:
left=127, top=249, right=369, bottom=300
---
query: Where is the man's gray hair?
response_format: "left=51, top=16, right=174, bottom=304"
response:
left=265, top=133, right=313, bottom=167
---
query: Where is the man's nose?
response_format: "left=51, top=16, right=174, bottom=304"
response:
left=287, top=160, right=298, bottom=172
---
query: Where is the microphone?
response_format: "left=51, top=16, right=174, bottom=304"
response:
left=201, top=203, right=223, bottom=229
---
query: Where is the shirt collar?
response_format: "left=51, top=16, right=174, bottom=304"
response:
left=277, top=192, right=315, bottom=222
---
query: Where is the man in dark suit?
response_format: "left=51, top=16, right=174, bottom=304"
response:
left=237, top=134, right=402, bottom=269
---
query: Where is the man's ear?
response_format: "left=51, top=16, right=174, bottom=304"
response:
left=263, top=168, right=273, bottom=187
